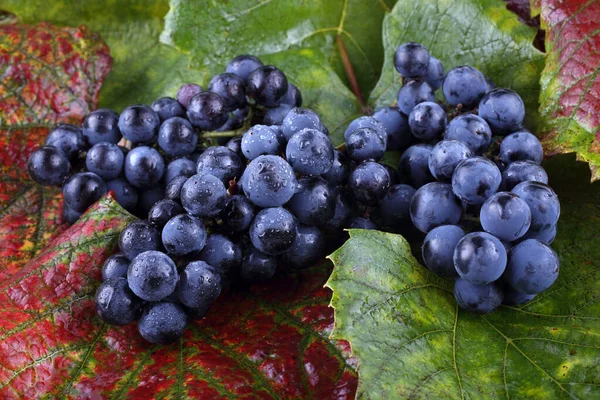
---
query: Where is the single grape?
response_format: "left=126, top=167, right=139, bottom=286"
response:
left=198, top=234, right=242, bottom=275
left=27, top=145, right=70, bottom=186
left=195, top=146, right=244, bottom=185
left=128, top=250, right=178, bottom=301
left=263, top=104, right=293, bottom=126
left=162, top=214, right=207, bottom=256
left=502, top=285, right=536, bottom=305
left=177, top=261, right=222, bottom=310
left=63, top=204, right=82, bottom=224
left=242, top=155, right=297, bottom=207
left=288, top=177, right=335, bottom=225
left=138, top=302, right=187, bottom=344
left=343, top=116, right=386, bottom=142
left=63, top=172, right=107, bottom=213
left=523, top=223, right=557, bottom=245
left=45, top=124, right=87, bottom=160
left=82, top=108, right=121, bottom=145
left=247, top=65, right=288, bottom=107
left=137, top=185, right=165, bottom=214
left=505, top=239, right=559, bottom=294
left=187, top=92, right=228, bottom=131
left=480, top=192, right=531, bottom=241
left=119, top=220, right=162, bottom=260
left=454, top=278, right=503, bottom=314
left=442, top=66, right=488, bottom=108
left=346, top=127, right=387, bottom=162
left=325, top=191, right=353, bottom=231
left=241, top=125, right=280, bottom=160
left=280, top=83, right=302, bottom=107
left=425, top=56, right=445, bottom=90
left=118, top=104, right=160, bottom=143
left=372, top=107, right=412, bottom=151
left=165, top=175, right=187, bottom=202
left=181, top=173, right=227, bottom=217
left=444, top=114, right=492, bottom=155
left=147, top=199, right=184, bottom=229
left=408, top=101, right=447, bottom=141
left=86, top=142, right=124, bottom=180
left=478, top=88, right=525, bottom=134
left=151, top=97, right=185, bottom=121
left=226, top=54, right=264, bottom=81
left=106, top=178, right=139, bottom=211
left=502, top=161, right=548, bottom=190
left=349, top=161, right=391, bottom=206
left=397, top=80, right=435, bottom=115
left=281, top=108, right=327, bottom=141
left=221, top=195, right=255, bottom=232
left=454, top=232, right=507, bottom=284
left=349, top=217, right=378, bottom=230
left=225, top=136, right=244, bottom=159
left=241, top=245, right=277, bottom=282
left=499, top=131, right=543, bottom=165
left=398, top=144, right=435, bottom=188
left=278, top=225, right=325, bottom=270
left=95, top=277, right=143, bottom=325
left=512, top=181, right=560, bottom=233
left=394, top=42, right=430, bottom=78
left=101, top=253, right=130, bottom=281
left=410, top=182, right=462, bottom=233
left=249, top=207, right=297, bottom=255
left=428, top=140, right=472, bottom=182
left=286, top=128, right=334, bottom=175
left=176, top=83, right=203, bottom=109
left=422, top=225, right=465, bottom=277
left=165, top=158, right=196, bottom=184
left=157, top=117, right=197, bottom=157
left=208, top=73, right=247, bottom=111
left=124, top=146, right=165, bottom=189
left=452, top=157, right=502, bottom=205
left=376, top=184, right=416, bottom=228
left=323, top=149, right=351, bottom=186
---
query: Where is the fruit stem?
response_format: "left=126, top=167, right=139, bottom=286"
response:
left=336, top=35, right=366, bottom=111
left=201, top=129, right=245, bottom=138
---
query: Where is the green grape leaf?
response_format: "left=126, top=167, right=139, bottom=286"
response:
left=328, top=155, right=600, bottom=399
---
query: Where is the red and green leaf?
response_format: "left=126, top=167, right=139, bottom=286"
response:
left=532, top=0, right=600, bottom=180
left=0, top=22, right=111, bottom=277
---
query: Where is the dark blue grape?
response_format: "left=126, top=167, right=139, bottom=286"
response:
left=280, top=84, right=302, bottom=107
left=422, top=225, right=465, bottom=277
left=177, top=261, right=222, bottom=309
left=63, top=172, right=107, bottom=213
left=226, top=54, right=264, bottom=81
left=394, top=42, right=430, bottom=78
left=454, top=278, right=503, bottom=314
left=195, top=146, right=244, bottom=185
left=138, top=302, right=187, bottom=344
left=505, top=239, right=559, bottom=294
left=221, top=195, right=255, bottom=232
left=27, top=146, right=70, bottom=186
left=499, top=131, right=543, bottom=165
left=106, top=178, right=138, bottom=211
left=241, top=245, right=277, bottom=282
left=428, top=140, right=472, bottom=182
left=217, top=106, right=249, bottom=132
left=86, top=142, right=124, bottom=180
left=444, top=114, right=492, bottom=154
left=262, top=104, right=292, bottom=126
left=377, top=184, right=416, bottom=228
left=147, top=199, right=184, bottom=229
left=480, top=192, right=531, bottom=241
left=502, top=161, right=548, bottom=190
left=346, top=127, right=387, bottom=162
left=286, top=128, right=333, bottom=175
left=410, top=182, right=462, bottom=233
left=397, top=80, right=435, bottom=116
left=45, top=124, right=87, bottom=160
left=63, top=204, right=82, bottom=224
left=119, top=220, right=162, bottom=260
left=442, top=66, right=487, bottom=108
left=247, top=65, right=288, bottom=107
left=372, top=107, right=411, bottom=151
left=82, top=108, right=121, bottom=145
left=523, top=223, right=556, bottom=245
left=479, top=88, right=525, bottom=134
left=176, top=83, right=202, bottom=109
left=124, top=146, right=165, bottom=189
left=158, top=117, right=197, bottom=157
left=325, top=190, right=353, bottom=231
left=452, top=157, right=501, bottom=205
left=512, top=181, right=560, bottom=232
left=398, top=144, right=435, bottom=188
left=162, top=214, right=207, bottom=256
left=454, top=232, right=507, bottom=284
left=187, top=92, right=228, bottom=131
left=425, top=56, right=444, bottom=90
left=502, top=285, right=536, bottom=306
left=278, top=225, right=324, bottom=270
left=288, top=177, right=335, bottom=225
left=198, top=234, right=242, bottom=275
left=181, top=173, right=227, bottom=217
left=151, top=97, right=185, bottom=121
left=408, top=101, right=447, bottom=141
left=165, top=158, right=196, bottom=184
left=128, top=250, right=178, bottom=301
left=118, top=104, right=160, bottom=143
left=242, top=125, right=280, bottom=160
left=250, top=207, right=297, bottom=255
left=137, top=185, right=165, bottom=215
left=225, top=136, right=244, bottom=159
left=165, top=175, right=187, bottom=202
left=95, top=277, right=142, bottom=325
left=208, top=73, right=247, bottom=111
left=281, top=107, right=327, bottom=141
left=349, top=217, right=378, bottom=230
left=343, top=116, right=386, bottom=142
left=242, top=155, right=297, bottom=207
left=323, top=149, right=351, bottom=186
left=101, top=253, right=130, bottom=281
left=349, top=161, right=391, bottom=206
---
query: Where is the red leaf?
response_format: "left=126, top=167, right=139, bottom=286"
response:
left=0, top=22, right=111, bottom=276
left=0, top=196, right=357, bottom=398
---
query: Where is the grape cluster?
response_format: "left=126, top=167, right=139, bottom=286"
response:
left=341, top=42, right=559, bottom=314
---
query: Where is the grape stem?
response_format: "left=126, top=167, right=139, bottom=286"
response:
left=336, top=35, right=366, bottom=111
left=201, top=129, right=246, bottom=138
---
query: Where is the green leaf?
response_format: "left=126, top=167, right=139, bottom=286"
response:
left=532, top=0, right=600, bottom=181
left=327, top=155, right=600, bottom=399
left=0, top=0, right=206, bottom=110
left=369, top=0, right=545, bottom=124
left=161, top=0, right=395, bottom=99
